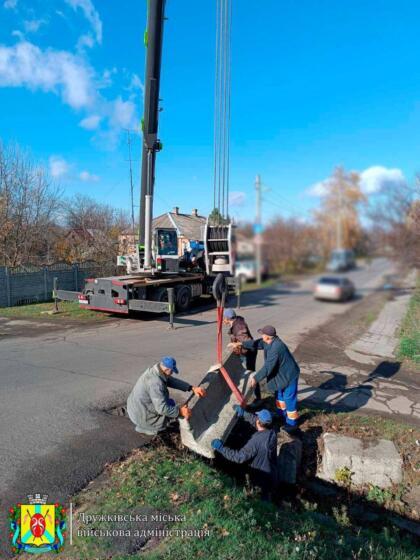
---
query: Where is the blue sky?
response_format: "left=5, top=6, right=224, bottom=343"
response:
left=0, top=0, right=418, bottom=224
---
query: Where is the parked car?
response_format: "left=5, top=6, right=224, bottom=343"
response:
left=326, top=249, right=356, bottom=272
left=235, top=259, right=268, bottom=283
left=314, top=276, right=355, bottom=302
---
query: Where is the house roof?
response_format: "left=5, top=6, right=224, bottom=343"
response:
left=153, top=211, right=206, bottom=241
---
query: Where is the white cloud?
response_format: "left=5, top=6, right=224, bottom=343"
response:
left=23, top=19, right=47, bottom=33
left=79, top=170, right=99, bottom=182
left=127, top=73, right=144, bottom=94
left=11, top=29, right=24, bottom=40
left=49, top=156, right=69, bottom=178
left=3, top=0, right=17, bottom=9
left=79, top=114, right=101, bottom=130
left=97, top=67, right=117, bottom=89
left=65, top=0, right=102, bottom=44
left=307, top=166, right=407, bottom=197
left=76, top=33, right=95, bottom=51
left=0, top=38, right=138, bottom=144
left=229, top=191, right=246, bottom=207
left=307, top=180, right=330, bottom=197
left=360, top=166, right=406, bottom=194
left=0, top=41, right=95, bottom=109
left=110, top=97, right=137, bottom=129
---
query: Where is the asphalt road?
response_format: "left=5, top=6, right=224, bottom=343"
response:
left=0, top=258, right=394, bottom=528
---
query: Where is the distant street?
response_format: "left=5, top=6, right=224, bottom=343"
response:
left=0, top=258, right=395, bottom=514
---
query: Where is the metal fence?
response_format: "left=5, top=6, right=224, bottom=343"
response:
left=0, top=262, right=116, bottom=308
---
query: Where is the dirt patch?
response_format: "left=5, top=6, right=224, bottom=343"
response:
left=294, top=289, right=388, bottom=368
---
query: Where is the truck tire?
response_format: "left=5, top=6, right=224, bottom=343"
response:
left=176, top=286, right=192, bottom=312
left=153, top=287, right=169, bottom=302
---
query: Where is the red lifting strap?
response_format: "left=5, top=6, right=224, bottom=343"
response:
left=216, top=303, right=246, bottom=407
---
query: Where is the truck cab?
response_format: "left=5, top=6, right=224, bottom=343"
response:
left=154, top=228, right=179, bottom=272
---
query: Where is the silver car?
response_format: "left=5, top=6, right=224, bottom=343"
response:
left=314, top=276, right=355, bottom=302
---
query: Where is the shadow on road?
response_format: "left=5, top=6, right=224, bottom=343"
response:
left=300, top=360, right=401, bottom=413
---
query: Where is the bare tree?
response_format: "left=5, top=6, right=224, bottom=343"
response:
left=55, top=194, right=130, bottom=265
left=368, top=178, right=419, bottom=269
left=0, top=142, right=61, bottom=266
left=264, top=217, right=321, bottom=274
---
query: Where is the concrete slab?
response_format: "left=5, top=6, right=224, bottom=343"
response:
left=179, top=352, right=254, bottom=458
left=387, top=395, right=414, bottom=415
left=277, top=434, right=302, bottom=484
left=319, top=432, right=403, bottom=488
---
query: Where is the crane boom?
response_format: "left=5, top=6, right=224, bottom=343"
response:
left=139, top=0, right=166, bottom=269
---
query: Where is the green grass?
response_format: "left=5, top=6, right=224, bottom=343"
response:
left=239, top=276, right=280, bottom=293
left=0, top=300, right=112, bottom=321
left=60, top=442, right=419, bottom=560
left=398, top=278, right=420, bottom=364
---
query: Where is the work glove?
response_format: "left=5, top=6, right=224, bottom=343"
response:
left=232, top=404, right=244, bottom=417
left=179, top=405, right=192, bottom=420
left=167, top=398, right=176, bottom=407
left=211, top=439, right=223, bottom=450
left=192, top=386, right=207, bottom=398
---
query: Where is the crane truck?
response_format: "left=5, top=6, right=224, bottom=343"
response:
left=56, top=0, right=236, bottom=315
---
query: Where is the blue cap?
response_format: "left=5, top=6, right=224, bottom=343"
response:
left=256, top=409, right=272, bottom=424
left=161, top=356, right=179, bottom=374
left=223, top=308, right=236, bottom=320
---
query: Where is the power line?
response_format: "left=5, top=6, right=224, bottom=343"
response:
left=212, top=0, right=232, bottom=221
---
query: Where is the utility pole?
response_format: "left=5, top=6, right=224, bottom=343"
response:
left=255, top=174, right=262, bottom=286
left=336, top=174, right=343, bottom=250
left=126, top=130, right=136, bottom=234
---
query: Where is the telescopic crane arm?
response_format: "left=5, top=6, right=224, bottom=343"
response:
left=139, top=0, right=165, bottom=269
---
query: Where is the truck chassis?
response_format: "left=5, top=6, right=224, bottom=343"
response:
left=56, top=272, right=237, bottom=315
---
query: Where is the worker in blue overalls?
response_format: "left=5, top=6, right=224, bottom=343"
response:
left=211, top=408, right=277, bottom=500
left=231, top=325, right=300, bottom=433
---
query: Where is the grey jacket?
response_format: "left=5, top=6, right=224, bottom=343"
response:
left=127, top=363, right=192, bottom=435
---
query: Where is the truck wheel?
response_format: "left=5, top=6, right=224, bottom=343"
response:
left=153, top=287, right=169, bottom=302
left=176, top=286, right=192, bottom=312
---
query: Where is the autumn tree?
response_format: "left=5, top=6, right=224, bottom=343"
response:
left=313, top=166, right=366, bottom=256
left=0, top=142, right=61, bottom=266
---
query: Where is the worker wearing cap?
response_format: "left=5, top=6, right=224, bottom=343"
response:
left=224, top=308, right=260, bottom=400
left=211, top=408, right=277, bottom=500
left=127, top=356, right=206, bottom=436
left=232, top=326, right=300, bottom=431
left=223, top=308, right=257, bottom=372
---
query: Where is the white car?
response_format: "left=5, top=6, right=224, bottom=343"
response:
left=235, top=259, right=268, bottom=283
left=314, top=276, right=355, bottom=302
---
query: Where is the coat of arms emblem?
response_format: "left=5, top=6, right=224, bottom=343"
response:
left=9, top=494, right=66, bottom=554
